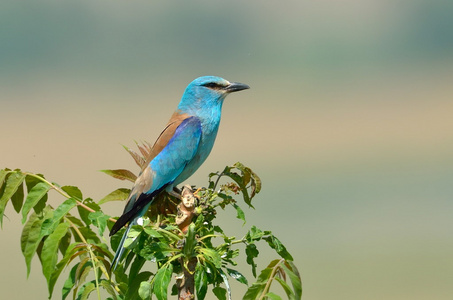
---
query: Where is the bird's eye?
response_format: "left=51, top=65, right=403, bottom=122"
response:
left=203, top=82, right=220, bottom=89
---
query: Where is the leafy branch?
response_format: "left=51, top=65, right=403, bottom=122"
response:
left=1, top=144, right=302, bottom=299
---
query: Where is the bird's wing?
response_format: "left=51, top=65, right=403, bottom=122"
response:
left=148, top=115, right=203, bottom=190
left=109, top=115, right=202, bottom=236
left=143, top=110, right=191, bottom=167
left=122, top=111, right=192, bottom=212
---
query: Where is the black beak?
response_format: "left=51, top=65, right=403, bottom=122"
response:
left=224, top=82, right=250, bottom=93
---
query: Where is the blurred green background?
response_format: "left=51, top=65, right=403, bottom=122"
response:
left=1, top=0, right=453, bottom=299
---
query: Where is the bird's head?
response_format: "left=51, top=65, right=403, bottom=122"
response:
left=178, top=76, right=249, bottom=113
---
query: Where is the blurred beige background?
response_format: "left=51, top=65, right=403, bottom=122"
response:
left=1, top=0, right=452, bottom=299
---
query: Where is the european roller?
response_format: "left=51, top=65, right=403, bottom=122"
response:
left=109, top=76, right=249, bottom=268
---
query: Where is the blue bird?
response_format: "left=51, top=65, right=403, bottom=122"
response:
left=109, top=76, right=249, bottom=268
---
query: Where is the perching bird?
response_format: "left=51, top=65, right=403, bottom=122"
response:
left=109, top=76, right=249, bottom=268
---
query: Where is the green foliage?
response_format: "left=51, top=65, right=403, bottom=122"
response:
left=0, top=158, right=301, bottom=299
left=243, top=259, right=302, bottom=300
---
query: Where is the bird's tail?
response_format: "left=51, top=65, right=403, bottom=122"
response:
left=111, top=218, right=134, bottom=271
left=110, top=187, right=169, bottom=270
left=111, top=200, right=155, bottom=271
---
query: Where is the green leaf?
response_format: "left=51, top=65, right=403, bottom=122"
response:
left=101, top=169, right=137, bottom=182
left=41, top=198, right=77, bottom=237
left=75, top=266, right=93, bottom=298
left=100, top=280, right=118, bottom=300
left=76, top=280, right=96, bottom=300
left=24, top=174, right=48, bottom=215
left=281, top=261, right=302, bottom=299
left=235, top=162, right=262, bottom=199
left=156, top=227, right=181, bottom=242
left=232, top=203, right=246, bottom=225
left=21, top=211, right=45, bottom=277
left=24, top=173, right=42, bottom=189
left=195, top=263, right=208, bottom=300
left=11, top=181, right=24, bottom=213
left=61, top=185, right=83, bottom=200
left=75, top=226, right=101, bottom=244
left=0, top=171, right=26, bottom=226
left=140, top=242, right=178, bottom=262
left=153, top=263, right=173, bottom=300
left=0, top=169, right=10, bottom=187
left=245, top=243, right=259, bottom=277
left=128, top=255, right=146, bottom=285
left=110, top=227, right=126, bottom=252
left=21, top=182, right=51, bottom=224
left=171, top=283, right=178, bottom=296
left=88, top=211, right=110, bottom=236
left=265, top=292, right=283, bottom=300
left=212, top=286, right=227, bottom=300
left=91, top=243, right=113, bottom=259
left=143, top=227, right=163, bottom=238
left=250, top=169, right=261, bottom=197
left=233, top=162, right=251, bottom=185
left=237, top=162, right=261, bottom=195
left=138, top=281, right=151, bottom=300
left=123, top=226, right=142, bottom=248
left=75, top=257, right=93, bottom=284
left=199, top=247, right=222, bottom=269
left=120, top=254, right=134, bottom=278
left=245, top=259, right=298, bottom=300
left=243, top=281, right=266, bottom=300
left=77, top=198, right=100, bottom=226
left=225, top=268, right=248, bottom=285
left=275, top=277, right=296, bottom=300
left=98, top=188, right=130, bottom=205
left=48, top=243, right=79, bottom=298
left=222, top=163, right=257, bottom=208
left=264, top=235, right=293, bottom=261
left=243, top=266, right=273, bottom=300
left=41, top=222, right=70, bottom=286
left=219, top=269, right=232, bottom=300
left=62, top=263, right=79, bottom=300
left=183, top=223, right=196, bottom=258
left=246, top=225, right=265, bottom=242
left=126, top=272, right=152, bottom=300
left=227, top=171, right=253, bottom=208
left=64, top=214, right=84, bottom=227
left=58, top=230, right=72, bottom=255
